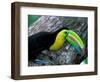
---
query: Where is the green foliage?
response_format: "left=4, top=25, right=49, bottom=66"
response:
left=28, top=15, right=41, bottom=27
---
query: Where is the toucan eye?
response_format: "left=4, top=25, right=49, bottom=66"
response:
left=64, top=32, right=68, bottom=37
left=64, top=31, right=68, bottom=35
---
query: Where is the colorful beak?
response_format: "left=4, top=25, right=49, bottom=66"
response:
left=65, top=30, right=84, bottom=53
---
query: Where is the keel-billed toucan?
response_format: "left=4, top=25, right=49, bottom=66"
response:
left=28, top=27, right=85, bottom=63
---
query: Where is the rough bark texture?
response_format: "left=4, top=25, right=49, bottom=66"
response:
left=28, top=16, right=88, bottom=66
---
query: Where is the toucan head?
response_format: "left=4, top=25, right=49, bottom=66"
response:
left=50, top=28, right=84, bottom=54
